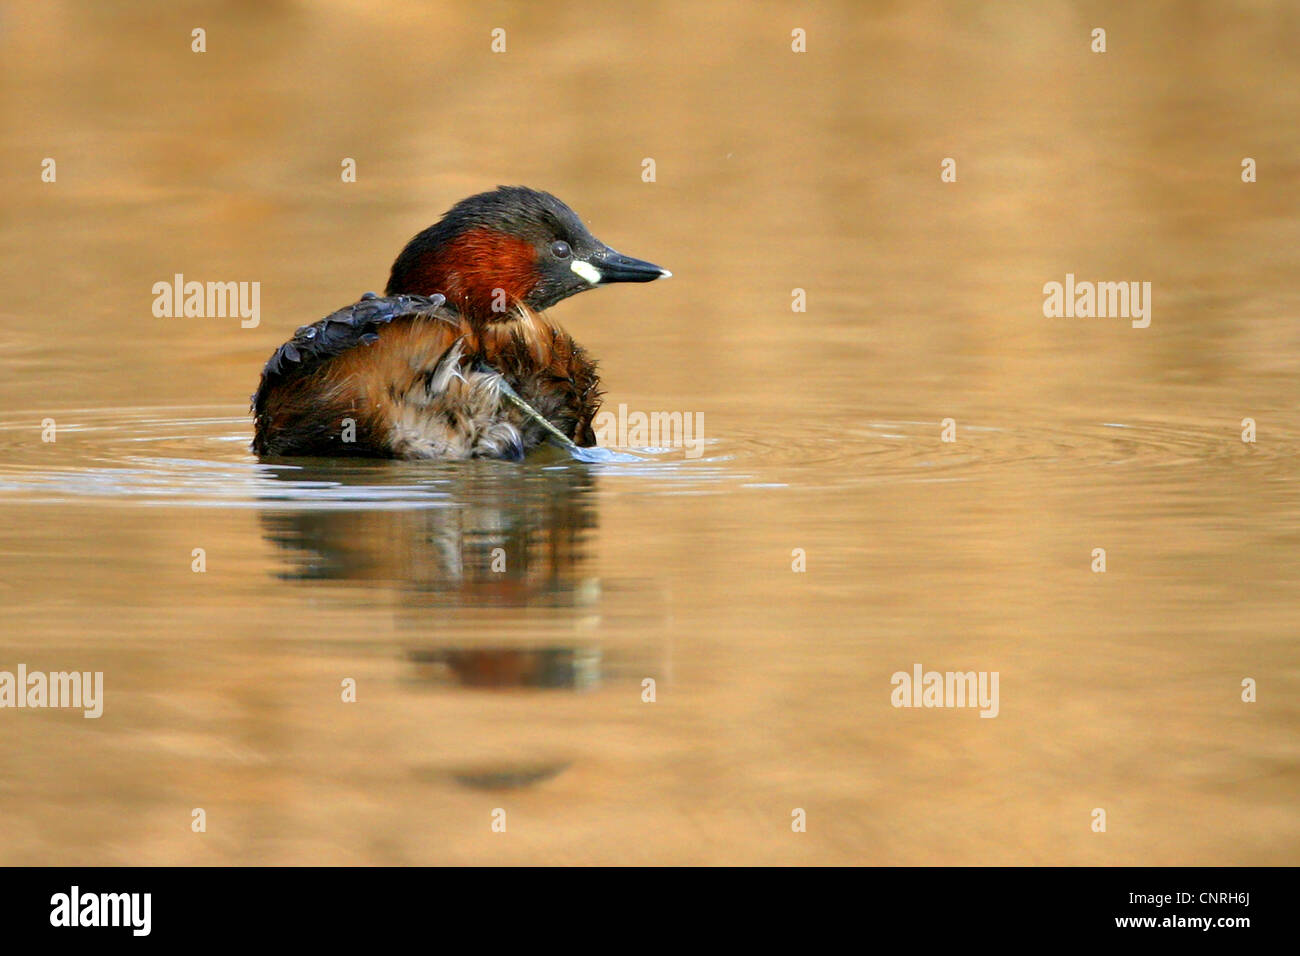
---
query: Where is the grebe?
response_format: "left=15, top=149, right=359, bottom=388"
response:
left=251, top=186, right=668, bottom=460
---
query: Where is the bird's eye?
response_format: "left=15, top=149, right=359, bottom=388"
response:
left=550, top=240, right=572, bottom=259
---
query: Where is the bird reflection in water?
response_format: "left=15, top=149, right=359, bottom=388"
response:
left=257, top=459, right=663, bottom=790
left=259, top=457, right=595, bottom=599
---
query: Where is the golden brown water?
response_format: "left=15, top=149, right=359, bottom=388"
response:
left=0, top=1, right=1297, bottom=865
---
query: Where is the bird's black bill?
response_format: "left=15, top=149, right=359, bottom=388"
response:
left=592, top=247, right=671, bottom=283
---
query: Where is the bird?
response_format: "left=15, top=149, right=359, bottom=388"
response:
left=251, top=186, right=669, bottom=460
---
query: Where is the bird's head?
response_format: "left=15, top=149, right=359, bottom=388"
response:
left=386, top=186, right=670, bottom=321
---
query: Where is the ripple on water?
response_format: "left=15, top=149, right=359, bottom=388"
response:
left=0, top=406, right=1289, bottom=508
left=729, top=417, right=1295, bottom=490
left=0, top=406, right=749, bottom=507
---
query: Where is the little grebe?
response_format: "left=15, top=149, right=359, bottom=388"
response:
left=251, top=186, right=668, bottom=459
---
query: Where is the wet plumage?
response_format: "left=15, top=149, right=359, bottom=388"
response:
left=250, top=187, right=667, bottom=460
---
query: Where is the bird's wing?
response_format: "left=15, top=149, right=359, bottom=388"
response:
left=251, top=292, right=471, bottom=457
left=251, top=292, right=451, bottom=416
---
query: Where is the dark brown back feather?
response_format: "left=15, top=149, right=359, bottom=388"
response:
left=251, top=293, right=453, bottom=456
left=251, top=293, right=602, bottom=459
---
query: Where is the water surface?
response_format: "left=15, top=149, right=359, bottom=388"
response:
left=0, top=1, right=1296, bottom=864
